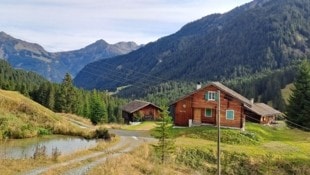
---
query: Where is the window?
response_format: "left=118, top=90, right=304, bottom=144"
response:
left=205, top=108, right=212, bottom=117
left=226, top=110, right=234, bottom=120
left=205, top=91, right=216, bottom=101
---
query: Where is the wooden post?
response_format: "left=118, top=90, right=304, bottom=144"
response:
left=217, top=90, right=221, bottom=175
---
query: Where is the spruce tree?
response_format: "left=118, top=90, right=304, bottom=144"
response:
left=89, top=90, right=107, bottom=124
left=56, top=73, right=77, bottom=113
left=286, top=60, right=310, bottom=129
left=46, top=83, right=55, bottom=110
left=153, top=106, right=175, bottom=164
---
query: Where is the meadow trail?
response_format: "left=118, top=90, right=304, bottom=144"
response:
left=23, top=130, right=156, bottom=175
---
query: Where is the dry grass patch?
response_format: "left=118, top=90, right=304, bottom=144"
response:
left=60, top=113, right=94, bottom=127
left=0, top=137, right=119, bottom=175
left=88, top=144, right=193, bottom=175
left=0, top=157, right=52, bottom=175
left=0, top=89, right=102, bottom=139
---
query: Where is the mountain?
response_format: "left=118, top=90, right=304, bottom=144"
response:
left=74, top=0, right=310, bottom=91
left=0, top=32, right=140, bottom=82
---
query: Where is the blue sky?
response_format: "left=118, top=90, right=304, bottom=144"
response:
left=0, top=0, right=252, bottom=52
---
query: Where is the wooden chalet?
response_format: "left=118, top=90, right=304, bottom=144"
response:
left=170, top=82, right=252, bottom=129
left=245, top=102, right=282, bottom=124
left=121, top=100, right=161, bottom=123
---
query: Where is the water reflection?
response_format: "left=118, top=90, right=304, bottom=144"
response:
left=0, top=135, right=97, bottom=159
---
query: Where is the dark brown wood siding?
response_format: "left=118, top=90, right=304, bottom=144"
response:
left=133, top=104, right=160, bottom=120
left=201, top=108, right=216, bottom=124
left=174, top=96, right=193, bottom=126
left=173, top=85, right=244, bottom=128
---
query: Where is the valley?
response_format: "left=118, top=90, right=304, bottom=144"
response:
left=1, top=0, right=310, bottom=174
left=1, top=120, right=309, bottom=174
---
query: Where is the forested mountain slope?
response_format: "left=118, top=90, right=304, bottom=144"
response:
left=0, top=59, right=47, bottom=95
left=74, top=0, right=310, bottom=91
left=0, top=59, right=125, bottom=124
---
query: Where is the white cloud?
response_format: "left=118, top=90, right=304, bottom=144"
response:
left=0, top=0, right=252, bottom=52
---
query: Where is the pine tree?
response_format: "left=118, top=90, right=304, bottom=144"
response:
left=153, top=106, right=175, bottom=164
left=107, top=102, right=117, bottom=123
left=89, top=90, right=107, bottom=124
left=56, top=73, right=77, bottom=113
left=286, top=60, right=310, bottom=129
left=46, top=83, right=55, bottom=110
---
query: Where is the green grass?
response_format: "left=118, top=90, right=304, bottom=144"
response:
left=246, top=122, right=310, bottom=141
left=281, top=83, right=294, bottom=104
left=173, top=122, right=310, bottom=161
left=170, top=125, right=260, bottom=145
left=122, top=121, right=157, bottom=130
left=172, top=122, right=310, bottom=174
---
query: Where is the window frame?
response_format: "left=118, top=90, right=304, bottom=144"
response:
left=226, top=110, right=234, bottom=120
left=207, top=91, right=216, bottom=101
left=205, top=108, right=212, bottom=117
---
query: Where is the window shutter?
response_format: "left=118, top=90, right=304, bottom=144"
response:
left=214, top=93, right=218, bottom=101
left=205, top=92, right=208, bottom=100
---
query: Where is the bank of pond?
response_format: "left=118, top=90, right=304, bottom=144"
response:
left=0, top=135, right=99, bottom=159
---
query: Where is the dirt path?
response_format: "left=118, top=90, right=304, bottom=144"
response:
left=23, top=130, right=155, bottom=175
left=63, top=116, right=94, bottom=129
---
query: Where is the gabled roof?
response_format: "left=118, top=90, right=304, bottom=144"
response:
left=211, top=82, right=252, bottom=105
left=246, top=103, right=282, bottom=116
left=170, top=82, right=252, bottom=106
left=121, top=100, right=161, bottom=113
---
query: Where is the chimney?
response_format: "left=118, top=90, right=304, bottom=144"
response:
left=196, top=82, right=202, bottom=90
left=250, top=98, right=254, bottom=104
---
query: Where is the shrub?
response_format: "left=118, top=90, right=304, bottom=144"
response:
left=37, top=127, right=52, bottom=135
left=221, top=151, right=259, bottom=175
left=95, top=127, right=112, bottom=140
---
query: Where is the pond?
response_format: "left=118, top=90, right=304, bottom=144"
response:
left=0, top=135, right=98, bottom=159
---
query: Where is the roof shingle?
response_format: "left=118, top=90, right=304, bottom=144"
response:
left=122, top=100, right=160, bottom=113
left=246, top=103, right=282, bottom=116
left=170, top=82, right=251, bottom=106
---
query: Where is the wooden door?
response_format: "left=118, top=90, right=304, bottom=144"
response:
left=193, top=108, right=201, bottom=124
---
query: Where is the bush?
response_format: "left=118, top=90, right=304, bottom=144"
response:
left=221, top=151, right=259, bottom=175
left=37, top=127, right=52, bottom=135
left=94, top=127, right=112, bottom=140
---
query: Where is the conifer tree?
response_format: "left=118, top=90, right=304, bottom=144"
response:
left=153, top=106, right=175, bottom=164
left=46, top=83, right=55, bottom=110
left=56, top=73, right=76, bottom=113
left=89, top=90, right=107, bottom=124
left=286, top=60, right=310, bottom=129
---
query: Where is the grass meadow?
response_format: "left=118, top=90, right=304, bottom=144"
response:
left=90, top=121, right=310, bottom=175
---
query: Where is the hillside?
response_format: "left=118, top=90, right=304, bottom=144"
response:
left=85, top=121, right=310, bottom=174
left=0, top=59, right=47, bottom=94
left=74, top=0, right=310, bottom=91
left=0, top=89, right=91, bottom=139
left=0, top=32, right=140, bottom=82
